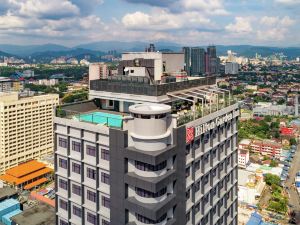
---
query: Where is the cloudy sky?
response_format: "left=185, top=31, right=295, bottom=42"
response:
left=0, top=0, right=299, bottom=46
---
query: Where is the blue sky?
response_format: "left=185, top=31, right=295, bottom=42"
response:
left=0, top=0, right=299, bottom=46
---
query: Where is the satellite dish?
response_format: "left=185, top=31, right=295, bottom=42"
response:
left=124, top=68, right=129, bottom=72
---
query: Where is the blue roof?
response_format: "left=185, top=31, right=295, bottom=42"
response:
left=247, top=212, right=263, bottom=225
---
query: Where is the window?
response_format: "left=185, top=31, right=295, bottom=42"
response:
left=101, top=196, right=110, bottom=208
left=59, top=158, right=67, bottom=169
left=60, top=220, right=68, bottom=225
left=87, top=168, right=96, bottom=180
left=87, top=212, right=97, bottom=225
left=87, top=190, right=96, bottom=202
left=194, top=181, right=200, bottom=192
left=59, top=179, right=68, bottom=190
left=185, top=167, right=190, bottom=178
left=135, top=213, right=166, bottom=224
left=102, top=219, right=110, bottom=225
left=135, top=187, right=166, bottom=198
left=135, top=161, right=167, bottom=171
left=195, top=203, right=200, bottom=213
left=59, top=137, right=67, bottom=148
left=186, top=145, right=190, bottom=155
left=101, top=172, right=110, bottom=185
left=204, top=133, right=209, bottom=144
left=141, top=115, right=151, bottom=119
left=72, top=162, right=81, bottom=174
left=73, top=205, right=82, bottom=217
left=72, top=184, right=81, bottom=196
left=101, top=149, right=109, bottom=161
left=87, top=145, right=96, bottom=157
left=186, top=189, right=190, bottom=200
left=195, top=161, right=200, bottom=171
left=186, top=211, right=190, bottom=222
left=72, top=141, right=81, bottom=152
left=59, top=199, right=68, bottom=210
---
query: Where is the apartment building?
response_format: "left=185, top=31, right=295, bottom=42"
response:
left=89, top=63, right=110, bottom=81
left=0, top=92, right=59, bottom=174
left=54, top=53, right=238, bottom=225
left=239, top=139, right=282, bottom=158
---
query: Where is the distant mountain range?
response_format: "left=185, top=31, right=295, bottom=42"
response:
left=0, top=42, right=300, bottom=62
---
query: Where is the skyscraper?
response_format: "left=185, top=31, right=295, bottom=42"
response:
left=207, top=46, right=219, bottom=74
left=183, top=47, right=191, bottom=76
left=191, top=47, right=205, bottom=75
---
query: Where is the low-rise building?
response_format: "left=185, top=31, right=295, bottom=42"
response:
left=250, top=139, right=282, bottom=158
left=238, top=149, right=250, bottom=168
left=239, top=139, right=282, bottom=158
left=0, top=160, right=53, bottom=190
left=253, top=102, right=294, bottom=116
left=238, top=169, right=265, bottom=205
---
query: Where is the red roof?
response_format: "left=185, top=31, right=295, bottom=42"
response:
left=280, top=127, right=294, bottom=136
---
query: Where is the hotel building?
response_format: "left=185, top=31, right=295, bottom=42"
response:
left=0, top=92, right=59, bottom=174
left=54, top=52, right=239, bottom=225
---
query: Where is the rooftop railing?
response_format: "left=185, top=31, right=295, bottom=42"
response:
left=90, top=76, right=216, bottom=96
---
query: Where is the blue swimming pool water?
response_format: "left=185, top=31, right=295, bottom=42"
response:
left=77, top=112, right=123, bottom=128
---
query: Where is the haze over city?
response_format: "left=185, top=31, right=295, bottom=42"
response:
left=0, top=0, right=299, bottom=46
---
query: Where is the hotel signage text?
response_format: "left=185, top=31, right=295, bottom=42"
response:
left=186, top=110, right=239, bottom=143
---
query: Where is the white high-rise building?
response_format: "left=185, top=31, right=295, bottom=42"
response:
left=0, top=92, right=59, bottom=174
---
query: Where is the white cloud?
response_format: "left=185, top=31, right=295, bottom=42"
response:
left=122, top=10, right=212, bottom=31
left=260, top=16, right=295, bottom=26
left=18, top=0, right=80, bottom=19
left=182, top=0, right=229, bottom=15
left=275, top=0, right=300, bottom=5
left=225, top=17, right=253, bottom=34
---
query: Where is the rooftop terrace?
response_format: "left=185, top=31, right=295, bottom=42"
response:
left=56, top=86, right=236, bottom=128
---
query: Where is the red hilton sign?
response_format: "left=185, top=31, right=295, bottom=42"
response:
left=186, top=127, right=195, bottom=144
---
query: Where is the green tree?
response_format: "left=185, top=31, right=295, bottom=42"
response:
left=264, top=115, right=272, bottom=122
left=270, top=160, right=278, bottom=167
left=290, top=138, right=297, bottom=145
left=265, top=174, right=281, bottom=186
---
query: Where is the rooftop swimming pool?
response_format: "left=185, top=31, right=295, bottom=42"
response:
left=75, top=111, right=123, bottom=128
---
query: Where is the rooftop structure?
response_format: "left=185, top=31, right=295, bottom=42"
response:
left=11, top=203, right=55, bottom=225
left=0, top=160, right=53, bottom=189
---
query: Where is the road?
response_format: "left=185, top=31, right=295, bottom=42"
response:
left=285, top=143, right=300, bottom=223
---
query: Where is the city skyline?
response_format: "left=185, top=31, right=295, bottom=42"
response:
left=0, top=0, right=299, bottom=47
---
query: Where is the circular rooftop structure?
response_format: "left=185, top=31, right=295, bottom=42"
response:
left=129, top=104, right=171, bottom=115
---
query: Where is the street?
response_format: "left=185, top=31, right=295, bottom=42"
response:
left=285, top=143, right=300, bottom=223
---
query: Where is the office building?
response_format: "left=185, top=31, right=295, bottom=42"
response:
left=89, top=63, right=110, bottom=81
left=183, top=47, right=191, bottom=76
left=0, top=92, right=59, bottom=174
left=55, top=53, right=238, bottom=225
left=225, top=62, right=239, bottom=75
left=191, top=47, right=205, bottom=75
left=207, top=46, right=219, bottom=74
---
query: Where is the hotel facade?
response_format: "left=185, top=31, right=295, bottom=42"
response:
left=0, top=92, right=59, bottom=174
left=54, top=53, right=239, bottom=225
